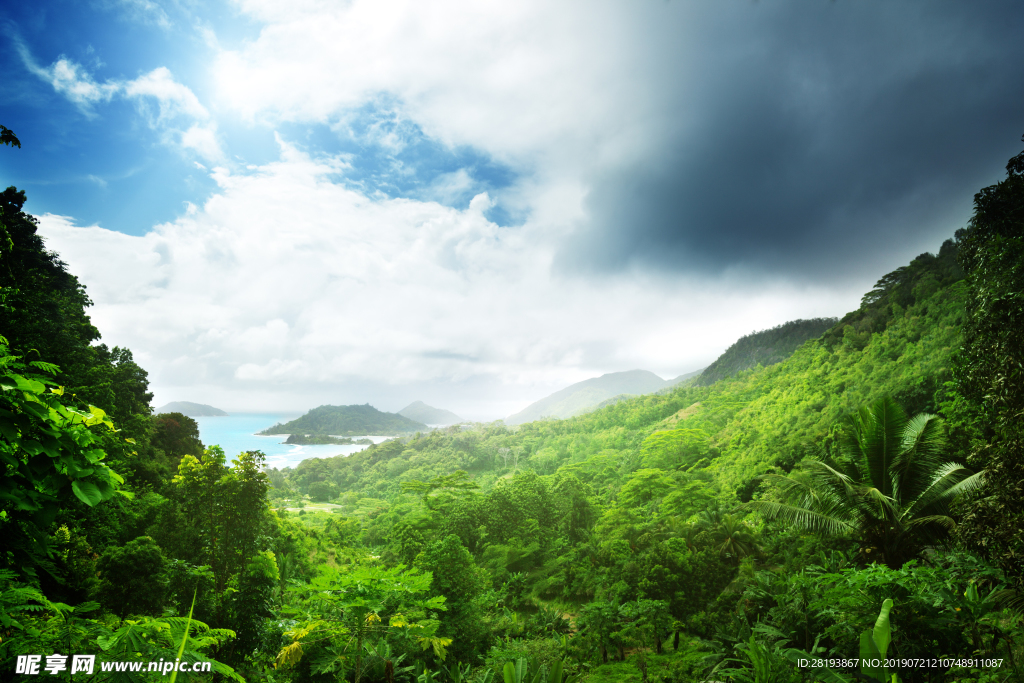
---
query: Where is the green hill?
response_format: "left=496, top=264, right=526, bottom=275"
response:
left=259, top=404, right=427, bottom=436
left=398, top=401, right=463, bottom=425
left=287, top=238, right=965, bottom=502
left=694, top=317, right=837, bottom=386
left=505, top=369, right=673, bottom=425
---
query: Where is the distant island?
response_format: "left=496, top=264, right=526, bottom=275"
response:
left=398, top=400, right=463, bottom=425
left=155, top=401, right=228, bottom=417
left=260, top=404, right=427, bottom=436
left=283, top=434, right=374, bottom=445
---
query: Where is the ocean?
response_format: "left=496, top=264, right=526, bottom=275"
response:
left=192, top=413, right=390, bottom=470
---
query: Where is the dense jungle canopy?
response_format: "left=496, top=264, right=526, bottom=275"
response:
left=2, top=130, right=1024, bottom=682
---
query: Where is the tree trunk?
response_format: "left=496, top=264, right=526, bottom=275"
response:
left=354, top=630, right=363, bottom=683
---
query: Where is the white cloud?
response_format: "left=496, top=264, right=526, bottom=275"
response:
left=203, top=0, right=715, bottom=272
left=124, top=66, right=209, bottom=120
left=179, top=124, right=222, bottom=163
left=110, top=0, right=173, bottom=29
left=20, top=50, right=119, bottom=112
left=212, top=0, right=657, bottom=167
left=29, top=2, right=934, bottom=418
left=38, top=142, right=860, bottom=417
left=21, top=47, right=223, bottom=160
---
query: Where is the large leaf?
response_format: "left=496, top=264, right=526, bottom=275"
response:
left=859, top=629, right=884, bottom=681
left=71, top=480, right=104, bottom=506
left=872, top=598, right=893, bottom=660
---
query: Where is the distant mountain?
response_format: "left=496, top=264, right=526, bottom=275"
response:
left=662, top=367, right=705, bottom=390
left=155, top=401, right=228, bottom=417
left=259, top=404, right=427, bottom=436
left=695, top=318, right=837, bottom=386
left=506, top=369, right=675, bottom=425
left=398, top=401, right=463, bottom=425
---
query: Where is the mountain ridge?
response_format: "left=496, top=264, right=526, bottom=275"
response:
left=505, top=369, right=680, bottom=425
left=155, top=401, right=228, bottom=417
left=398, top=401, right=463, bottom=425
left=694, top=317, right=837, bottom=386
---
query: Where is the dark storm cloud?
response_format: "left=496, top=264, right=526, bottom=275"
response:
left=561, top=0, right=1024, bottom=281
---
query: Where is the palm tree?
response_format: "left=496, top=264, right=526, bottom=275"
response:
left=749, top=396, right=984, bottom=569
left=712, top=514, right=760, bottom=563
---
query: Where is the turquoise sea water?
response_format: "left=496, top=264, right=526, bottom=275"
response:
left=192, top=413, right=388, bottom=470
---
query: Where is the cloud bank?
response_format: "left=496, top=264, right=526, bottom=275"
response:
left=21, top=0, right=1024, bottom=416
left=39, top=140, right=853, bottom=417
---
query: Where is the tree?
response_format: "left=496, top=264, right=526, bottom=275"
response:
left=163, top=448, right=272, bottom=592
left=711, top=514, right=760, bottom=564
left=1, top=337, right=126, bottom=577
left=276, top=564, right=445, bottom=683
left=0, top=125, right=19, bottom=149
left=401, top=470, right=479, bottom=511
left=416, top=534, right=486, bottom=663
left=1, top=126, right=20, bottom=266
left=218, top=451, right=272, bottom=586
left=165, top=446, right=230, bottom=573
left=308, top=480, right=337, bottom=502
left=577, top=600, right=618, bottom=663
left=953, top=135, right=1024, bottom=598
left=96, top=536, right=167, bottom=618
left=225, top=550, right=279, bottom=662
left=135, top=411, right=204, bottom=490
left=751, top=396, right=983, bottom=569
left=0, top=187, right=102, bottom=394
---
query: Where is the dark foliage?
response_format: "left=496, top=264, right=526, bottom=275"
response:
left=822, top=239, right=963, bottom=350
left=953, top=137, right=1024, bottom=596
left=696, top=318, right=836, bottom=386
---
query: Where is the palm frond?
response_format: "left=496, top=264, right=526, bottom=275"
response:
left=900, top=514, right=956, bottom=532
left=900, top=413, right=946, bottom=458
left=993, top=589, right=1024, bottom=614
left=914, top=469, right=986, bottom=515
left=892, top=413, right=948, bottom=501
left=804, top=458, right=859, bottom=501
left=747, top=500, right=854, bottom=536
left=906, top=463, right=979, bottom=517
left=852, top=486, right=899, bottom=525
left=854, top=396, right=906, bottom=496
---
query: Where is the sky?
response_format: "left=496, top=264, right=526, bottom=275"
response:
left=2, top=0, right=1022, bottom=420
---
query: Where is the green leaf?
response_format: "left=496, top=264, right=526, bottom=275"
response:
left=859, top=629, right=884, bottom=681
left=169, top=590, right=196, bottom=683
left=28, top=361, right=60, bottom=375
left=71, top=480, right=104, bottom=506
left=872, top=598, right=893, bottom=660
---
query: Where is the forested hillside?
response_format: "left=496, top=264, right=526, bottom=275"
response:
left=3, top=131, right=1024, bottom=683
left=260, top=403, right=427, bottom=436
left=505, top=370, right=674, bottom=425
left=695, top=317, right=838, bottom=386
left=283, top=265, right=963, bottom=503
